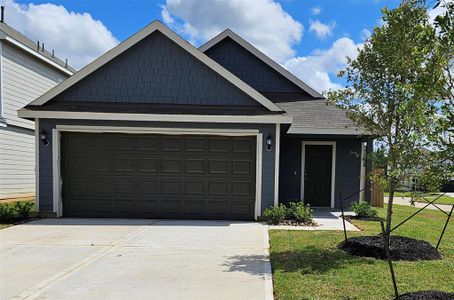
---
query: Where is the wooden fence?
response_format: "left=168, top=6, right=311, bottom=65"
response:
left=371, top=168, right=384, bottom=208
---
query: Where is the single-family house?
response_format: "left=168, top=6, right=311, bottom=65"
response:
left=18, top=21, right=372, bottom=220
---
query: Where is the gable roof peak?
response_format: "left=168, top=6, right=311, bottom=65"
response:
left=200, top=28, right=323, bottom=99
left=24, top=19, right=282, bottom=112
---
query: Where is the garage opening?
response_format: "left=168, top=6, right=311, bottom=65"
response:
left=61, top=132, right=256, bottom=220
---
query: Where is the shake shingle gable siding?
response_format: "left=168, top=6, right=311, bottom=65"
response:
left=205, top=37, right=309, bottom=97
left=49, top=32, right=259, bottom=107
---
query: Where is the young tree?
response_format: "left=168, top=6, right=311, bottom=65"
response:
left=327, top=1, right=444, bottom=236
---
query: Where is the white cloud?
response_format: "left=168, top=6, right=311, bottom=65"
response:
left=2, top=0, right=119, bottom=69
left=284, top=37, right=361, bottom=93
left=161, top=0, right=303, bottom=63
left=309, top=20, right=335, bottom=39
left=311, top=6, right=322, bottom=15
left=360, top=28, right=372, bottom=41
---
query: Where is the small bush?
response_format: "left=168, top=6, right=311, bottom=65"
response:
left=14, top=201, right=34, bottom=219
left=263, top=204, right=287, bottom=224
left=287, top=201, right=312, bottom=223
left=0, top=201, right=35, bottom=223
left=0, top=203, right=16, bottom=223
left=351, top=201, right=378, bottom=218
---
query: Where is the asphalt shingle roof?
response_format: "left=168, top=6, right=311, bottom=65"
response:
left=277, top=99, right=366, bottom=134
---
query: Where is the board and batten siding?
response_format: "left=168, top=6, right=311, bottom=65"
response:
left=0, top=40, right=69, bottom=199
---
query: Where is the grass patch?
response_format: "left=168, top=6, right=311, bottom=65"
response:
left=384, top=192, right=454, bottom=205
left=0, top=224, right=13, bottom=230
left=269, top=204, right=454, bottom=300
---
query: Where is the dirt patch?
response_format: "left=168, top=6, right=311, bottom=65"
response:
left=338, top=235, right=442, bottom=261
left=395, top=291, right=454, bottom=299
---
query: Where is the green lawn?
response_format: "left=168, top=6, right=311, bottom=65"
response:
left=384, top=192, right=454, bottom=205
left=269, top=204, right=454, bottom=300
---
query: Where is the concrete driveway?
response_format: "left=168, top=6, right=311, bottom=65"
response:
left=0, top=219, right=272, bottom=300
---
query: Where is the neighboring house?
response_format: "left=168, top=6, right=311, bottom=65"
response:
left=0, top=20, right=74, bottom=200
left=18, top=21, right=372, bottom=220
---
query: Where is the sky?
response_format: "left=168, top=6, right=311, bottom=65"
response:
left=0, top=0, right=442, bottom=94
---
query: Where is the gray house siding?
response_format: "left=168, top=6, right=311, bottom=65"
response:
left=204, top=37, right=308, bottom=95
left=49, top=32, right=259, bottom=107
left=279, top=135, right=365, bottom=208
left=37, top=119, right=276, bottom=214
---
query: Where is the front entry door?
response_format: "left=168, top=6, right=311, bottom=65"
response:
left=304, top=145, right=332, bottom=207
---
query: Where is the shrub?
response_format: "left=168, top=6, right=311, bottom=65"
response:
left=351, top=201, right=378, bottom=218
left=0, top=201, right=35, bottom=223
left=287, top=201, right=312, bottom=223
left=14, top=201, right=34, bottom=219
left=0, top=203, right=16, bottom=223
left=263, top=204, right=287, bottom=224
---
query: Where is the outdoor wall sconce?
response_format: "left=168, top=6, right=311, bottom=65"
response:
left=266, top=134, right=273, bottom=152
left=40, top=130, right=49, bottom=147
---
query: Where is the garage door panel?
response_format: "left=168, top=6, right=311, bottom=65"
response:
left=162, top=137, right=182, bottom=151
left=208, top=159, right=229, bottom=174
left=184, top=181, right=205, bottom=195
left=161, top=180, right=183, bottom=194
left=138, top=158, right=159, bottom=172
left=138, top=180, right=159, bottom=194
left=62, top=132, right=256, bottom=220
left=209, top=137, right=230, bottom=152
left=185, top=137, right=206, bottom=152
left=185, top=159, right=205, bottom=173
left=207, top=181, right=229, bottom=195
left=89, top=198, right=112, bottom=213
left=161, top=159, right=182, bottom=173
left=232, top=181, right=253, bottom=195
left=232, top=138, right=254, bottom=153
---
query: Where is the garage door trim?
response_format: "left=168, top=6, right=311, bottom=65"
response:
left=51, top=125, right=263, bottom=219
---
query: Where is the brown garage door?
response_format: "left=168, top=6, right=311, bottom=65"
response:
left=61, top=132, right=256, bottom=220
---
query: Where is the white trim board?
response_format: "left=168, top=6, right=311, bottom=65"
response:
left=51, top=125, right=264, bottom=219
left=301, top=141, right=336, bottom=208
left=199, top=29, right=323, bottom=99
left=27, top=21, right=282, bottom=112
left=18, top=109, right=292, bottom=124
left=288, top=126, right=365, bottom=135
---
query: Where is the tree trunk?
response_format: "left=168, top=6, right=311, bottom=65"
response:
left=386, top=179, right=396, bottom=243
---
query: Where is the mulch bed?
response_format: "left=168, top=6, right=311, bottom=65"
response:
left=272, top=219, right=318, bottom=226
left=395, top=291, right=454, bottom=299
left=338, top=235, right=442, bottom=261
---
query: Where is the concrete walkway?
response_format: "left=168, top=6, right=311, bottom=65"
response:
left=0, top=219, right=272, bottom=300
left=385, top=197, right=453, bottom=212
left=268, top=209, right=360, bottom=231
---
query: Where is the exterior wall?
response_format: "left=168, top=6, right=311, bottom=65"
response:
left=204, top=37, right=306, bottom=95
left=0, top=41, right=68, bottom=199
left=37, top=119, right=276, bottom=215
left=279, top=134, right=365, bottom=208
left=1, top=42, right=65, bottom=129
left=51, top=32, right=258, bottom=107
left=0, top=125, right=35, bottom=198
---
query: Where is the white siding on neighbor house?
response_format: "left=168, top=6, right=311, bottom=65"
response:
left=0, top=127, right=35, bottom=198
left=1, top=41, right=65, bottom=129
left=0, top=40, right=69, bottom=199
